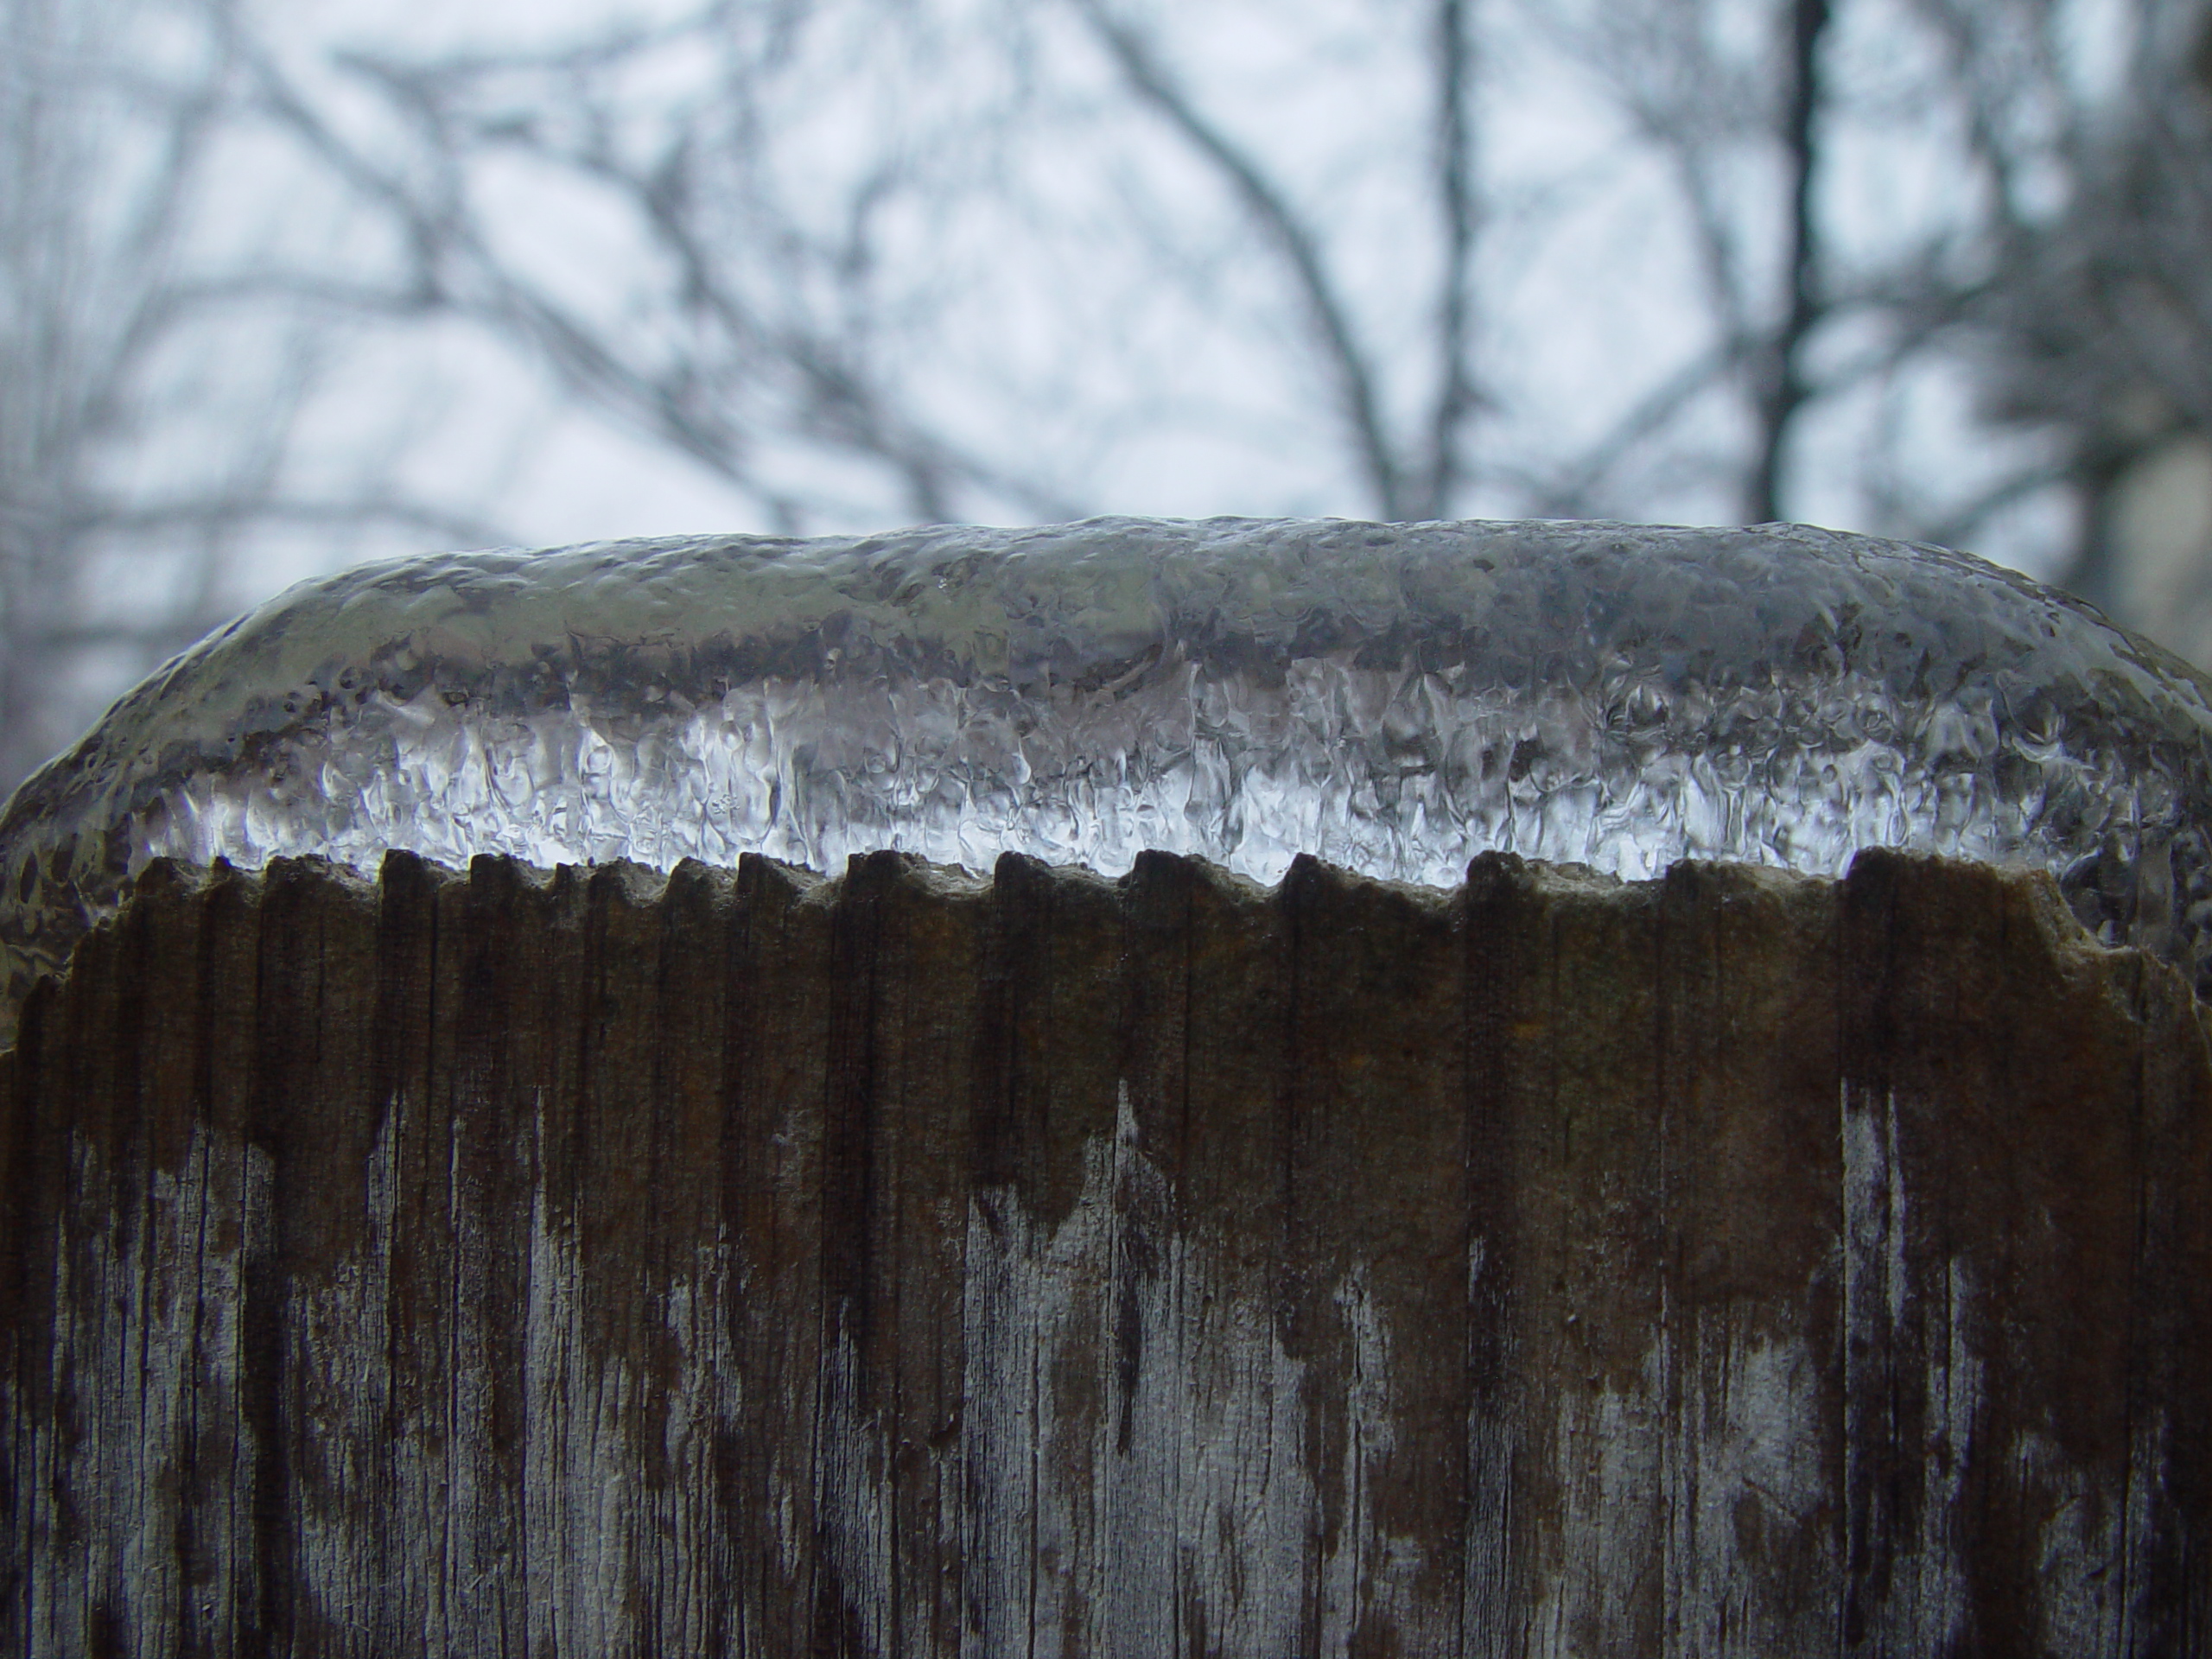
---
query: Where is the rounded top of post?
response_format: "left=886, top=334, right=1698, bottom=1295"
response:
left=3, top=514, right=2210, bottom=1031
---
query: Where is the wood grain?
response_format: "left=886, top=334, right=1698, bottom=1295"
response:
left=3, top=848, right=2208, bottom=1656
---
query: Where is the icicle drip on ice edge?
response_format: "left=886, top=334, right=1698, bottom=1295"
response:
left=4, top=516, right=2212, bottom=1027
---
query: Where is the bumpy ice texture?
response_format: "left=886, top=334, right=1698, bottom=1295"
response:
left=4, top=516, right=2211, bottom=1030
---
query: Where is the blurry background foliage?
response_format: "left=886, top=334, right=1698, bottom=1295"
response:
left=3, top=0, right=2209, bottom=791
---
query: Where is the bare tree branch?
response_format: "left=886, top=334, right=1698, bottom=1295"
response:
left=74, top=494, right=508, bottom=549
left=1414, top=0, right=1482, bottom=521
left=1529, top=339, right=1740, bottom=516
left=1746, top=0, right=1834, bottom=524
left=1072, top=0, right=1408, bottom=518
left=0, top=0, right=529, bottom=786
left=248, top=14, right=1096, bottom=533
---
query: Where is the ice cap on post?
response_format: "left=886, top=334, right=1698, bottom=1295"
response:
left=3, top=514, right=2209, bottom=1039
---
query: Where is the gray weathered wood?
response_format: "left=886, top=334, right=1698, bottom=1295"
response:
left=3, top=848, right=2209, bottom=1655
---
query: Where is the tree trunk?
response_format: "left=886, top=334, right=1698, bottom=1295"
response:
left=4, top=847, right=2209, bottom=1655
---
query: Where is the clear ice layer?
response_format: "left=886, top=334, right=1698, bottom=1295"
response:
left=5, top=516, right=2212, bottom=1030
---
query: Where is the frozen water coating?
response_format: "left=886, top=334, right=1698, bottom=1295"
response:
left=3, top=514, right=2212, bottom=1034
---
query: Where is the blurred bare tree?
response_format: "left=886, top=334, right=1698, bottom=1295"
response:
left=226, top=0, right=1499, bottom=532
left=1564, top=0, right=2212, bottom=658
left=232, top=0, right=1859, bottom=536
left=1908, top=0, right=2212, bottom=659
left=232, top=0, right=2190, bottom=559
left=0, top=0, right=493, bottom=789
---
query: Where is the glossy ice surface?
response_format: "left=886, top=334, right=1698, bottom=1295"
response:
left=5, top=516, right=2211, bottom=1032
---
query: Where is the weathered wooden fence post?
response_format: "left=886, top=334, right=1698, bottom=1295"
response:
left=5, top=843, right=2208, bottom=1654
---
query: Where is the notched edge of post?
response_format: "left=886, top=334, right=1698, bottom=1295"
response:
left=1846, top=844, right=2202, bottom=1037
left=7, top=844, right=2203, bottom=1064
